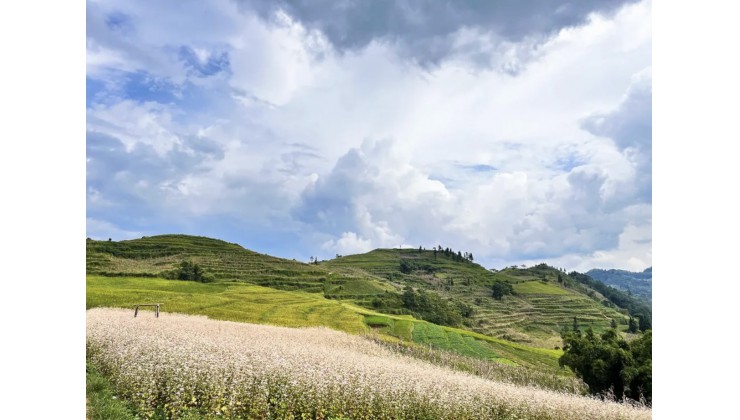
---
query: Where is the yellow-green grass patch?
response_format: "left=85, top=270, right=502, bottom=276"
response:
left=513, top=280, right=572, bottom=295
left=87, top=276, right=367, bottom=333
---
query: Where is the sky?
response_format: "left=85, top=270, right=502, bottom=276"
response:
left=86, top=0, right=652, bottom=272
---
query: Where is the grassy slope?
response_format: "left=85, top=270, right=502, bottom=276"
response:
left=87, top=275, right=367, bottom=334
left=86, top=235, right=624, bottom=364
left=87, top=275, right=563, bottom=371
left=323, top=249, right=630, bottom=348
left=87, top=235, right=391, bottom=298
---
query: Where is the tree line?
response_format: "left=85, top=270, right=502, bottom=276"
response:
left=430, top=245, right=474, bottom=263
left=560, top=326, right=651, bottom=405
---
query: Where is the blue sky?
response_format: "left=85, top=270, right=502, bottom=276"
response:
left=86, top=0, right=652, bottom=271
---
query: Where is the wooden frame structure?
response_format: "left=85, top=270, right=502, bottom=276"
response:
left=133, top=304, right=161, bottom=318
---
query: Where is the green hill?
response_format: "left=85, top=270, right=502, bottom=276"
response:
left=86, top=234, right=391, bottom=297
left=86, top=275, right=568, bottom=376
left=86, top=235, right=634, bottom=355
left=322, top=249, right=631, bottom=348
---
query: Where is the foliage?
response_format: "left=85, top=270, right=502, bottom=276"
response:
left=559, top=328, right=652, bottom=405
left=586, top=268, right=652, bottom=303
left=161, top=260, right=214, bottom=282
left=400, top=259, right=440, bottom=274
left=628, top=317, right=639, bottom=333
left=402, top=286, right=464, bottom=326
left=568, top=271, right=652, bottom=331
left=492, top=281, right=514, bottom=300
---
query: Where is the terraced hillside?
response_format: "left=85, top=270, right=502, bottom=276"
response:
left=86, top=235, right=391, bottom=298
left=86, top=276, right=566, bottom=374
left=87, top=236, right=633, bottom=349
left=323, top=250, right=630, bottom=348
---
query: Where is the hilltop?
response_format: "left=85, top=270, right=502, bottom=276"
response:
left=323, top=249, right=633, bottom=348
left=87, top=234, right=391, bottom=296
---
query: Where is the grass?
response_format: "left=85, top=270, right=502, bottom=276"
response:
left=513, top=280, right=573, bottom=295
left=87, top=275, right=368, bottom=334
left=87, top=235, right=632, bottom=354
left=86, top=362, right=136, bottom=420
left=87, top=275, right=567, bottom=371
left=321, top=248, right=631, bottom=347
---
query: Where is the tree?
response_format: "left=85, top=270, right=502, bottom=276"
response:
left=573, top=316, right=580, bottom=333
left=492, top=281, right=513, bottom=300
left=164, top=260, right=213, bottom=283
left=637, top=313, right=652, bottom=332
left=468, top=253, right=474, bottom=262
left=611, top=318, right=618, bottom=329
left=400, top=260, right=413, bottom=274
left=560, top=328, right=651, bottom=404
left=628, top=317, right=639, bottom=333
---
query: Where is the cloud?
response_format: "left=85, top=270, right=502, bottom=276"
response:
left=582, top=68, right=652, bottom=204
left=238, top=0, right=639, bottom=71
left=86, top=218, right=143, bottom=240
left=295, top=139, right=452, bottom=244
left=295, top=124, right=650, bottom=270
left=322, top=232, right=372, bottom=255
left=86, top=0, right=651, bottom=270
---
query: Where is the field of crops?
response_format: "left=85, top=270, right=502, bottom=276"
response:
left=87, top=308, right=650, bottom=419
left=87, top=275, right=572, bottom=370
left=86, top=276, right=368, bottom=333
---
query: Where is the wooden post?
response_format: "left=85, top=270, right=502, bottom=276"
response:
left=133, top=303, right=161, bottom=318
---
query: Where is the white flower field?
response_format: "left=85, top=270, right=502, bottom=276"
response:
left=86, top=308, right=651, bottom=419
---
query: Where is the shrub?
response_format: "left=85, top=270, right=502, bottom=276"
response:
left=161, top=260, right=214, bottom=283
left=492, top=281, right=514, bottom=300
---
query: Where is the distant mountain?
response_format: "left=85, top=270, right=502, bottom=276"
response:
left=586, top=267, right=652, bottom=304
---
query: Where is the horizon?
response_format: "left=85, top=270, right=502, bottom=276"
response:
left=85, top=233, right=652, bottom=274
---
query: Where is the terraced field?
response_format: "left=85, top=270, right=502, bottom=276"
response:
left=88, top=236, right=633, bottom=349
left=324, top=248, right=500, bottom=286
left=87, top=275, right=565, bottom=371
left=87, top=235, right=391, bottom=299
left=324, top=249, right=630, bottom=348
left=86, top=275, right=368, bottom=333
